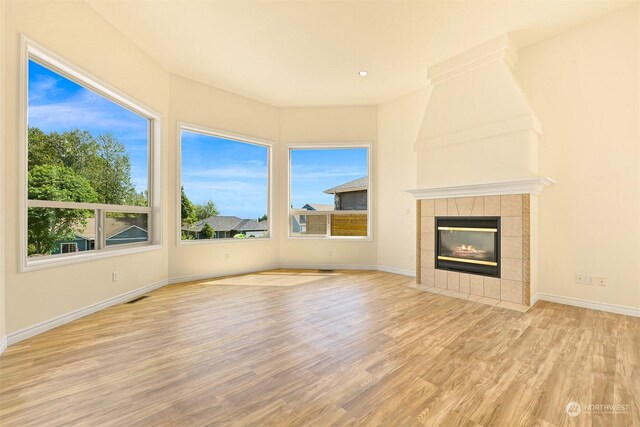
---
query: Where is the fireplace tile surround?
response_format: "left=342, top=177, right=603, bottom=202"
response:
left=417, top=194, right=531, bottom=308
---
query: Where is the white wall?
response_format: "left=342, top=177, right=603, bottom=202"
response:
left=516, top=4, right=640, bottom=310
left=168, top=75, right=280, bottom=281
left=376, top=88, right=430, bottom=275
left=3, top=0, right=171, bottom=334
left=278, top=107, right=378, bottom=268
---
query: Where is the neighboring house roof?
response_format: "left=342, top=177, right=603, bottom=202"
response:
left=182, top=216, right=268, bottom=232
left=301, top=203, right=334, bottom=211
left=323, top=176, right=368, bottom=194
left=184, top=215, right=242, bottom=232
left=74, top=216, right=147, bottom=240
left=107, top=225, right=148, bottom=240
left=235, top=219, right=268, bottom=231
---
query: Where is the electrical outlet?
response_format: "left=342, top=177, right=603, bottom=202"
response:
left=112, top=271, right=118, bottom=283
left=585, top=276, right=595, bottom=286
left=597, top=277, right=607, bottom=287
left=328, top=250, right=333, bottom=257
left=575, top=274, right=585, bottom=284
left=224, top=253, right=230, bottom=261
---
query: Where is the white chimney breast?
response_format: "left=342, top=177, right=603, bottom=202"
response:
left=415, top=34, right=541, bottom=188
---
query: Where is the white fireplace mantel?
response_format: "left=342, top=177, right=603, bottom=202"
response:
left=407, top=177, right=554, bottom=200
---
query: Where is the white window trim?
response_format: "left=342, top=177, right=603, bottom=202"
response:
left=287, top=142, right=373, bottom=241
left=20, top=36, right=163, bottom=272
left=176, top=122, right=274, bottom=246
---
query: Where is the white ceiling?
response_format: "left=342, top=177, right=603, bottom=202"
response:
left=87, top=0, right=634, bottom=107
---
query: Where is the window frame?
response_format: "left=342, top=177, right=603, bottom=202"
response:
left=176, top=123, right=274, bottom=246
left=287, top=143, right=373, bottom=241
left=20, top=36, right=163, bottom=272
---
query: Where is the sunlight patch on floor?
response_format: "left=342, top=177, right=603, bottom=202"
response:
left=201, top=271, right=336, bottom=287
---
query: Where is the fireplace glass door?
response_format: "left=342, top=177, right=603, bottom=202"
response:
left=436, top=217, right=500, bottom=277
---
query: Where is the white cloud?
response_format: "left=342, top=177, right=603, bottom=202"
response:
left=29, top=75, right=61, bottom=102
left=290, top=164, right=365, bottom=181
left=29, top=102, right=146, bottom=134
left=182, top=179, right=268, bottom=218
left=183, top=180, right=259, bottom=193
left=183, top=164, right=266, bottom=180
left=28, top=80, right=148, bottom=140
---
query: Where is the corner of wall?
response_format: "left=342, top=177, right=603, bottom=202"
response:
left=0, top=0, right=7, bottom=354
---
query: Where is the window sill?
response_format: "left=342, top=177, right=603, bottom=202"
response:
left=178, top=237, right=274, bottom=246
left=22, top=244, right=163, bottom=272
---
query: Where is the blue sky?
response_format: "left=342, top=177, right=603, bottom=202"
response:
left=28, top=60, right=149, bottom=193
left=181, top=131, right=268, bottom=219
left=290, top=148, right=368, bottom=209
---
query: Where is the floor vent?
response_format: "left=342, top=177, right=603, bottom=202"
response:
left=318, top=269, right=335, bottom=273
left=126, top=296, right=149, bottom=304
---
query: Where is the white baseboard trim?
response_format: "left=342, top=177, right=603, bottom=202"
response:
left=530, top=293, right=540, bottom=306
left=3, top=263, right=417, bottom=349
left=7, top=278, right=169, bottom=346
left=377, top=265, right=416, bottom=277
left=534, top=293, right=640, bottom=318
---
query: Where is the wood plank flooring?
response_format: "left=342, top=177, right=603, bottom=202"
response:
left=1, top=270, right=638, bottom=426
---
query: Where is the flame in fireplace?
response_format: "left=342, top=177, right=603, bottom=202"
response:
left=453, top=244, right=486, bottom=257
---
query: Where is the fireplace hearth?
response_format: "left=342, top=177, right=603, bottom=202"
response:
left=436, top=217, right=500, bottom=277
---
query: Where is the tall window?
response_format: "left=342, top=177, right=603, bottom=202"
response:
left=289, top=146, right=370, bottom=238
left=180, top=126, right=270, bottom=241
left=24, top=41, right=159, bottom=269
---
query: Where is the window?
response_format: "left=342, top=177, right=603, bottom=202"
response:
left=60, top=243, right=78, bottom=254
left=179, top=125, right=270, bottom=242
left=289, top=146, right=370, bottom=238
left=22, top=39, right=161, bottom=270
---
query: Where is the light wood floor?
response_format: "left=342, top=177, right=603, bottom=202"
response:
left=1, top=270, right=638, bottom=426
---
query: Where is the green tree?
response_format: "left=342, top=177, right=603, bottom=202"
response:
left=258, top=214, right=267, bottom=222
left=200, top=223, right=215, bottom=239
left=129, top=191, right=148, bottom=208
left=28, top=128, right=97, bottom=174
left=194, top=200, right=219, bottom=220
left=28, top=128, right=145, bottom=206
left=89, top=134, right=137, bottom=205
left=181, top=186, right=197, bottom=226
left=28, top=165, right=98, bottom=255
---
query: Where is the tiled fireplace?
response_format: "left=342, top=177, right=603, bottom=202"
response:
left=417, top=194, right=531, bottom=306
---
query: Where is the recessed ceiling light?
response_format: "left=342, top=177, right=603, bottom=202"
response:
left=358, top=70, right=368, bottom=77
